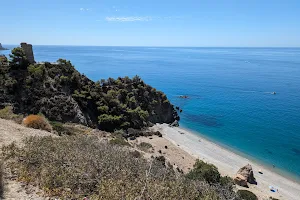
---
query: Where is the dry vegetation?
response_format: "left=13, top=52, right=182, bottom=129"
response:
left=2, top=135, right=238, bottom=200
left=22, top=114, right=52, bottom=132
left=137, top=142, right=153, bottom=152
left=0, top=160, right=3, bottom=198
left=0, top=106, right=23, bottom=124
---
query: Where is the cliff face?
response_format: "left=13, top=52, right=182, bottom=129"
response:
left=0, top=56, right=179, bottom=131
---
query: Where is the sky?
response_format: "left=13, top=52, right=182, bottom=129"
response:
left=1, top=0, right=300, bottom=47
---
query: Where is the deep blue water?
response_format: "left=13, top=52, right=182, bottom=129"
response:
left=2, top=45, right=300, bottom=181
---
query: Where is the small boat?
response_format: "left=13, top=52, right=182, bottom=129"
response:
left=272, top=92, right=276, bottom=95
left=179, top=95, right=189, bottom=99
left=258, top=169, right=263, bottom=174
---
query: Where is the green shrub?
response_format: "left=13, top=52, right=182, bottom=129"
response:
left=237, top=190, right=258, bottom=200
left=186, top=159, right=221, bottom=184
left=109, top=137, right=131, bottom=146
left=97, top=105, right=109, bottom=113
left=0, top=106, right=23, bottom=124
left=50, top=121, right=64, bottom=134
left=50, top=121, right=80, bottom=135
left=112, top=129, right=126, bottom=137
left=98, top=114, right=122, bottom=131
left=28, top=64, right=45, bottom=79
left=220, top=176, right=234, bottom=187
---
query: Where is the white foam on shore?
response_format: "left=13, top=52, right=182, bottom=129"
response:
left=151, top=123, right=300, bottom=200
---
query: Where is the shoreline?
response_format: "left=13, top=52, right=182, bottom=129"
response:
left=179, top=124, right=300, bottom=184
left=150, top=123, right=300, bottom=200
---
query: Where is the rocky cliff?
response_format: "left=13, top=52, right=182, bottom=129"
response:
left=0, top=43, right=8, bottom=50
left=0, top=50, right=179, bottom=131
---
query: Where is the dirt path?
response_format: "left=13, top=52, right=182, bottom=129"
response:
left=0, top=118, right=54, bottom=200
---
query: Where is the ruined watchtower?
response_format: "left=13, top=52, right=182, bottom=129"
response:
left=20, top=42, right=35, bottom=64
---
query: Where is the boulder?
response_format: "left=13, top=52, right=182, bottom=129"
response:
left=234, top=174, right=248, bottom=187
left=234, top=164, right=256, bottom=187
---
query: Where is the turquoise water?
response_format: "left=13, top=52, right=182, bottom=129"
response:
left=2, top=46, right=300, bottom=180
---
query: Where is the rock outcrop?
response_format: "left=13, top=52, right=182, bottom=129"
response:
left=0, top=43, right=8, bottom=50
left=234, top=164, right=256, bottom=187
left=234, top=174, right=248, bottom=187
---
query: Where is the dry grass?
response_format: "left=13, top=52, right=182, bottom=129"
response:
left=0, top=160, right=3, bottom=198
left=0, top=106, right=23, bottom=124
left=137, top=142, right=153, bottom=152
left=2, top=135, right=237, bottom=200
left=22, top=115, right=52, bottom=132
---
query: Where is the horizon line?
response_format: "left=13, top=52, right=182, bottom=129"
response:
left=2, top=44, right=300, bottom=48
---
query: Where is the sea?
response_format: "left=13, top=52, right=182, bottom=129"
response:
left=2, top=45, right=300, bottom=181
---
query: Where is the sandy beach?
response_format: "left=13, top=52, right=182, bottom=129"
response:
left=142, top=124, right=300, bottom=200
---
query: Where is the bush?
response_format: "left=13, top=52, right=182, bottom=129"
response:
left=109, top=137, right=131, bottom=146
left=2, top=135, right=238, bottom=200
left=0, top=160, right=3, bottom=197
left=137, top=142, right=153, bottom=152
left=22, top=115, right=52, bottom=132
left=28, top=64, right=45, bottom=79
left=50, top=121, right=64, bottom=135
left=186, top=159, right=221, bottom=184
left=0, top=106, right=23, bottom=124
left=220, top=176, right=234, bottom=187
left=50, top=121, right=80, bottom=135
left=112, top=129, right=126, bottom=137
left=237, top=190, right=258, bottom=200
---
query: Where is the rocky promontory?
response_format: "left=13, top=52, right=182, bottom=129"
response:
left=0, top=43, right=8, bottom=50
left=0, top=46, right=179, bottom=131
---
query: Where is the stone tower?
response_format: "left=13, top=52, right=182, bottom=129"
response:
left=20, top=42, right=35, bottom=64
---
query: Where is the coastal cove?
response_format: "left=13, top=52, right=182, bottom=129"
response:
left=150, top=124, right=300, bottom=200
left=2, top=45, right=300, bottom=182
left=179, top=124, right=300, bottom=184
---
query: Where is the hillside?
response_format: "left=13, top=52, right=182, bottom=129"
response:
left=0, top=48, right=179, bottom=131
left=0, top=118, right=242, bottom=200
left=0, top=118, right=54, bottom=200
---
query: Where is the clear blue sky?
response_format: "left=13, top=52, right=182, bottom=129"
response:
left=1, top=0, right=300, bottom=47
